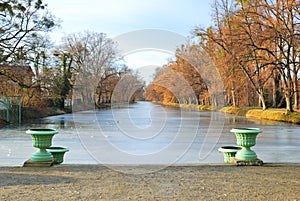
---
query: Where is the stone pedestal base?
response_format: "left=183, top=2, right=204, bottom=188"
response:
left=23, top=159, right=55, bottom=167
left=230, top=158, right=263, bottom=166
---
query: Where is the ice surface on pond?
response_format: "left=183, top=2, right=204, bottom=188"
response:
left=1, top=102, right=300, bottom=166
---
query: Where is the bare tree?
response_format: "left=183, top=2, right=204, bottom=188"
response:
left=62, top=31, right=122, bottom=108
left=0, top=0, right=58, bottom=64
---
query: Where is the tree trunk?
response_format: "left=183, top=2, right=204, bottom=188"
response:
left=293, top=75, right=298, bottom=110
left=281, top=73, right=294, bottom=112
left=272, top=71, right=281, bottom=108
left=231, top=88, right=236, bottom=107
left=257, top=89, right=266, bottom=110
left=60, top=98, right=65, bottom=110
left=285, top=93, right=293, bottom=112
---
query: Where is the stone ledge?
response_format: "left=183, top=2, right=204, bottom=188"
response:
left=230, top=158, right=263, bottom=166
left=23, top=159, right=55, bottom=167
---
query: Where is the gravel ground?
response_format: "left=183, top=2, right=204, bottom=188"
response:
left=0, top=164, right=299, bottom=201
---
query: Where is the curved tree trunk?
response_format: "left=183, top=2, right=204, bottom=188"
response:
left=257, top=89, right=266, bottom=111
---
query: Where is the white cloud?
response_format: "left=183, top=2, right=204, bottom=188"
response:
left=124, top=51, right=172, bottom=67
left=124, top=51, right=173, bottom=84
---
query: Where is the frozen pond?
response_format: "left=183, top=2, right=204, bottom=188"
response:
left=1, top=101, right=300, bottom=166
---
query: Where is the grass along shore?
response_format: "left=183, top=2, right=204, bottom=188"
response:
left=152, top=101, right=213, bottom=111
left=154, top=101, right=300, bottom=124
left=220, top=106, right=300, bottom=124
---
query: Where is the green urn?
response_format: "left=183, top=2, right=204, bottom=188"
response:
left=26, top=128, right=58, bottom=162
left=218, top=146, right=241, bottom=163
left=230, top=128, right=262, bottom=160
left=47, top=146, right=69, bottom=164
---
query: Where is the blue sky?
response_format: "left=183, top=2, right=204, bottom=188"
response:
left=46, top=0, right=214, bottom=83
left=47, top=0, right=213, bottom=37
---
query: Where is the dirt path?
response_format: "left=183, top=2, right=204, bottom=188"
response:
left=0, top=164, right=299, bottom=200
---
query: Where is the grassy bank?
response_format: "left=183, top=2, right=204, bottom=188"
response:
left=153, top=101, right=213, bottom=111
left=220, top=106, right=300, bottom=124
left=246, top=109, right=300, bottom=124
left=219, top=106, right=251, bottom=116
left=154, top=102, right=300, bottom=124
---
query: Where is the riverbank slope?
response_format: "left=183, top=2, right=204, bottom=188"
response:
left=0, top=106, right=71, bottom=128
left=155, top=101, right=300, bottom=124
left=220, top=106, right=300, bottom=124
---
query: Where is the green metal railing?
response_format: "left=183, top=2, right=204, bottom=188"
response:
left=0, top=96, right=21, bottom=125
